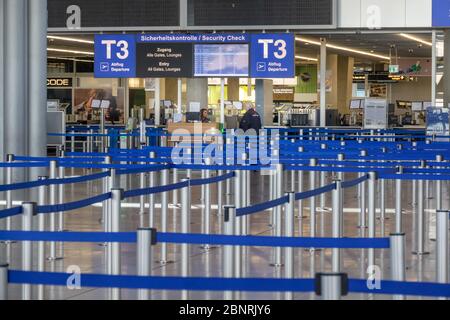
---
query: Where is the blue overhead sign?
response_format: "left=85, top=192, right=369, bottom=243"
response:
left=249, top=33, right=295, bottom=79
left=94, top=34, right=136, bottom=78
left=94, top=33, right=295, bottom=79
left=137, top=33, right=249, bottom=43
left=432, top=0, right=450, bottom=27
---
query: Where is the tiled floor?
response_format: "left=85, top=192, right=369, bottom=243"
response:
left=1, top=168, right=447, bottom=300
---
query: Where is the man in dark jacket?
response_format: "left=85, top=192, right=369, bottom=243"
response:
left=239, top=104, right=262, bottom=132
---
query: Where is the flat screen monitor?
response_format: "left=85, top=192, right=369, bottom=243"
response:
left=186, top=112, right=201, bottom=122
left=194, top=44, right=249, bottom=77
left=423, top=101, right=433, bottom=110
left=232, top=101, right=243, bottom=110
left=350, top=99, right=361, bottom=109
left=411, top=101, right=423, bottom=112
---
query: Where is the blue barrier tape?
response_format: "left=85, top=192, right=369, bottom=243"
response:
left=348, top=279, right=450, bottom=298
left=0, top=207, right=23, bottom=219
left=0, top=231, right=136, bottom=243
left=51, top=171, right=111, bottom=185
left=36, top=193, right=112, bottom=214
left=116, top=164, right=171, bottom=176
left=173, top=164, right=271, bottom=171
left=341, top=175, right=369, bottom=189
left=236, top=196, right=289, bottom=217
left=295, top=183, right=337, bottom=201
left=8, top=270, right=315, bottom=292
left=0, top=171, right=110, bottom=192
left=0, top=230, right=390, bottom=249
left=123, top=181, right=189, bottom=199
left=189, top=172, right=236, bottom=187
left=0, top=179, right=47, bottom=192
left=158, top=232, right=390, bottom=249
left=379, top=173, right=450, bottom=181
left=0, top=162, right=49, bottom=168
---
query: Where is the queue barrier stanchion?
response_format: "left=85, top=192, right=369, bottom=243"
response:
left=160, top=167, right=171, bottom=264
left=414, top=160, right=429, bottom=255
left=436, top=210, right=449, bottom=290
left=101, top=156, right=112, bottom=246
left=368, top=172, right=377, bottom=268
left=233, top=170, right=242, bottom=286
left=390, top=233, right=406, bottom=300
left=48, top=160, right=62, bottom=261
left=37, top=176, right=48, bottom=300
left=272, top=164, right=284, bottom=267
left=110, top=188, right=123, bottom=300
left=137, top=228, right=156, bottom=300
left=21, top=202, right=36, bottom=300
left=139, top=156, right=146, bottom=223
left=5, top=154, right=14, bottom=257
left=337, top=154, right=345, bottom=236
left=320, top=144, right=327, bottom=211
left=223, top=205, right=236, bottom=300
left=309, top=159, right=318, bottom=244
left=58, top=148, right=66, bottom=258
left=181, top=179, right=191, bottom=300
left=395, top=166, right=404, bottom=234
left=332, top=180, right=342, bottom=273
left=284, top=192, right=295, bottom=300
left=217, top=168, right=224, bottom=217
left=148, top=152, right=156, bottom=228
left=358, top=150, right=367, bottom=230
left=297, top=147, right=305, bottom=223
left=378, top=148, right=387, bottom=232
left=315, top=273, right=348, bottom=301
left=0, top=264, right=7, bottom=300
left=202, top=159, right=212, bottom=250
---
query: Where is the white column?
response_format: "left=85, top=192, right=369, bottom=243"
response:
left=154, top=78, right=161, bottom=126
left=0, top=0, right=4, bottom=183
left=4, top=0, right=27, bottom=182
left=28, top=0, right=47, bottom=180
left=320, top=38, right=327, bottom=127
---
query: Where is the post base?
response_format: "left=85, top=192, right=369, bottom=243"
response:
left=305, top=248, right=322, bottom=253
left=157, top=260, right=175, bottom=265
left=412, top=251, right=430, bottom=256
left=270, top=263, right=284, bottom=268
left=46, top=256, right=64, bottom=262
left=0, top=240, right=17, bottom=245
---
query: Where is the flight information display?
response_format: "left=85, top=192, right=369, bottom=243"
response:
left=194, top=44, right=249, bottom=77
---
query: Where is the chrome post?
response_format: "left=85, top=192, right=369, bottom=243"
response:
left=109, top=189, right=123, bottom=300
left=21, top=202, right=36, bottom=300
left=390, top=233, right=406, bottom=300
left=37, top=176, right=48, bottom=300
left=181, top=179, right=191, bottom=300
left=284, top=192, right=295, bottom=300
left=137, top=228, right=155, bottom=300
left=223, top=206, right=236, bottom=300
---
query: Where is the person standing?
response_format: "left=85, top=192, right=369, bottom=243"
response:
left=239, top=103, right=262, bottom=132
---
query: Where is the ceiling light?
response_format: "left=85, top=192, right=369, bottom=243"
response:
left=295, top=37, right=391, bottom=60
left=48, top=56, right=94, bottom=63
left=399, top=33, right=432, bottom=46
left=296, top=55, right=318, bottom=62
left=47, top=48, right=94, bottom=55
left=47, top=35, right=94, bottom=44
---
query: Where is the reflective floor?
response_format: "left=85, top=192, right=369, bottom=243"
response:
left=1, top=168, right=447, bottom=300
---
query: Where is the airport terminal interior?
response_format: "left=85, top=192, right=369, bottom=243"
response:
left=1, top=0, right=450, bottom=303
